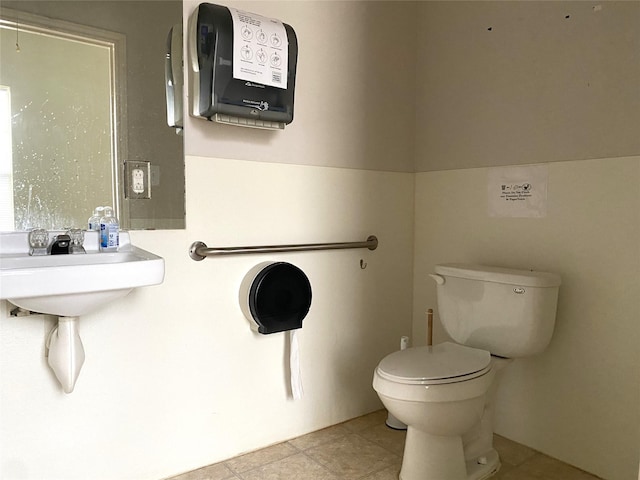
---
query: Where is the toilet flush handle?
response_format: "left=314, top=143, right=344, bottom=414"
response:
left=429, top=274, right=445, bottom=285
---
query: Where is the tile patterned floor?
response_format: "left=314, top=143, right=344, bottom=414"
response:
left=167, top=410, right=602, bottom=480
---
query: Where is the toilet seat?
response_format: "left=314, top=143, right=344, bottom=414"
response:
left=376, top=342, right=491, bottom=385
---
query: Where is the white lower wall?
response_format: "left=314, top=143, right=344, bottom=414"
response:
left=5, top=154, right=637, bottom=480
left=0, top=156, right=414, bottom=480
left=413, top=156, right=640, bottom=480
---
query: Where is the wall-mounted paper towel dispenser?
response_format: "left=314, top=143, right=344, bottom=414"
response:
left=188, top=3, right=298, bottom=130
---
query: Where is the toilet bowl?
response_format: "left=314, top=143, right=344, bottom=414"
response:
left=373, top=342, right=497, bottom=480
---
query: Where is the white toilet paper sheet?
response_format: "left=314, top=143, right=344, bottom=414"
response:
left=290, top=329, right=303, bottom=400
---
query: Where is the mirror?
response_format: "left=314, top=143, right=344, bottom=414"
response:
left=0, top=0, right=185, bottom=231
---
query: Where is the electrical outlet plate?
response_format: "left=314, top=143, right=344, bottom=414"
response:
left=124, top=161, right=151, bottom=199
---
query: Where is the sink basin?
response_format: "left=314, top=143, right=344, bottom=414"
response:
left=0, top=230, right=164, bottom=393
left=0, top=231, right=164, bottom=316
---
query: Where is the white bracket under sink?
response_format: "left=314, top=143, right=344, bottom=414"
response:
left=45, top=316, right=85, bottom=394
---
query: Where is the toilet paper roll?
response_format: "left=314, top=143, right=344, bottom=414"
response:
left=290, top=329, right=303, bottom=400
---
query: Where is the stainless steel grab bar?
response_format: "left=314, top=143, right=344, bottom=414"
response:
left=189, top=235, right=378, bottom=261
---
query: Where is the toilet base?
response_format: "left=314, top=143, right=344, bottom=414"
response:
left=399, top=426, right=500, bottom=480
left=465, top=448, right=500, bottom=480
left=400, top=427, right=466, bottom=479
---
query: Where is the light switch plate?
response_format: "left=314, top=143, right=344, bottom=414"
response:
left=125, top=161, right=151, bottom=199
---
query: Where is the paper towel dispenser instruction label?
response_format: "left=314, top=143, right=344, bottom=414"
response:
left=229, top=8, right=288, bottom=89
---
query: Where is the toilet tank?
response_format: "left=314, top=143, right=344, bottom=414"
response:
left=431, top=264, right=561, bottom=358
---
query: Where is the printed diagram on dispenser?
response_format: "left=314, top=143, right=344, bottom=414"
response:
left=230, top=8, right=288, bottom=89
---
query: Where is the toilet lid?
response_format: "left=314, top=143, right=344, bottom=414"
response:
left=376, top=342, right=491, bottom=384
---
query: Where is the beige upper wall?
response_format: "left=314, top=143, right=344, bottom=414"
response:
left=6, top=1, right=636, bottom=178
left=187, top=1, right=639, bottom=173
left=185, top=0, right=418, bottom=173
left=415, top=1, right=640, bottom=172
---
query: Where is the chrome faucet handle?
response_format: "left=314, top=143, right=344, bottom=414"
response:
left=28, top=228, right=50, bottom=256
left=67, top=229, right=86, bottom=254
left=67, top=228, right=84, bottom=246
left=29, top=228, right=49, bottom=248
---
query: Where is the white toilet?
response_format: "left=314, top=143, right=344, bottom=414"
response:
left=373, top=263, right=561, bottom=480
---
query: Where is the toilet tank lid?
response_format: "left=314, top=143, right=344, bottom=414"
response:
left=434, top=263, right=561, bottom=287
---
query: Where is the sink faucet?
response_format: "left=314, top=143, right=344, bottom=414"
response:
left=28, top=228, right=86, bottom=255
left=50, top=234, right=71, bottom=255
left=50, top=229, right=87, bottom=255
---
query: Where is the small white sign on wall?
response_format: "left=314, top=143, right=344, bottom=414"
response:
left=488, top=165, right=548, bottom=218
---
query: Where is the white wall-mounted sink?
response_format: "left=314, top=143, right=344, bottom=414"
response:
left=0, top=231, right=164, bottom=316
left=0, top=230, right=164, bottom=393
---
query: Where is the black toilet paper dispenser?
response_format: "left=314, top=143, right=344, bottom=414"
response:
left=241, top=262, right=312, bottom=335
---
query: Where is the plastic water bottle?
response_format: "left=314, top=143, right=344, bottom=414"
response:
left=88, top=206, right=104, bottom=231
left=99, top=206, right=119, bottom=252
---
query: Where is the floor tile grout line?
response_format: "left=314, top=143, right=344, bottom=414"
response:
left=225, top=447, right=299, bottom=478
left=229, top=443, right=343, bottom=480
left=508, top=451, right=606, bottom=480
left=298, top=449, right=344, bottom=479
left=318, top=430, right=404, bottom=479
left=351, top=429, right=404, bottom=459
left=286, top=439, right=304, bottom=453
left=355, top=462, right=400, bottom=480
left=351, top=430, right=403, bottom=480
left=223, top=420, right=391, bottom=479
